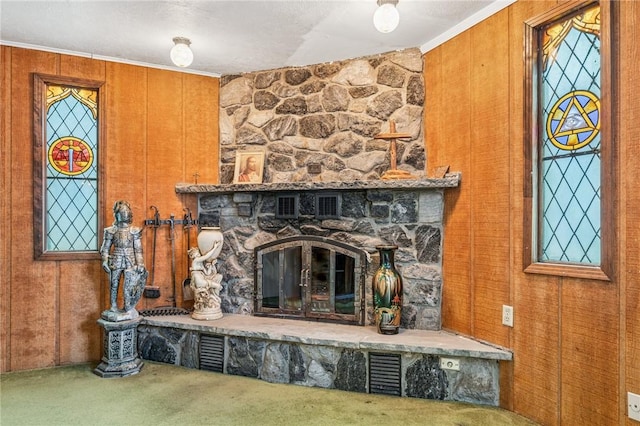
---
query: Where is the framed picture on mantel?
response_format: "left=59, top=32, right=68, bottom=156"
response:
left=233, top=151, right=265, bottom=184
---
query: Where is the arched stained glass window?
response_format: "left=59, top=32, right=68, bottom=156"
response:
left=540, top=4, right=601, bottom=264
left=34, top=75, right=104, bottom=260
left=524, top=1, right=615, bottom=280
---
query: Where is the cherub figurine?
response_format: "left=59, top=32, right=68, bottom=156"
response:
left=188, top=239, right=223, bottom=320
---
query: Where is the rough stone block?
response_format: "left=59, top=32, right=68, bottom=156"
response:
left=335, top=349, right=367, bottom=393
left=403, top=354, right=448, bottom=400
left=415, top=225, right=441, bottom=263
left=367, top=190, right=393, bottom=203
left=233, top=193, right=254, bottom=203
left=371, top=204, right=389, bottom=219
left=261, top=343, right=290, bottom=384
left=418, top=191, right=444, bottom=224
left=226, top=337, right=265, bottom=378
left=390, top=194, right=418, bottom=223
left=450, top=359, right=500, bottom=406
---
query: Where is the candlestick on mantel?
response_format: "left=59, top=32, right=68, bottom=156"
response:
left=374, top=120, right=415, bottom=180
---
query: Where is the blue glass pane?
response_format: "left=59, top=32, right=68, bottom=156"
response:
left=539, top=8, right=601, bottom=265
left=46, top=88, right=99, bottom=252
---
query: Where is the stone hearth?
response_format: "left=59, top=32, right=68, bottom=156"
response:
left=138, top=314, right=511, bottom=406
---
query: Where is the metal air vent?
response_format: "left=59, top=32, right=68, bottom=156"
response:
left=315, top=193, right=340, bottom=219
left=369, top=352, right=401, bottom=396
left=276, top=194, right=299, bottom=219
left=200, top=334, right=225, bottom=373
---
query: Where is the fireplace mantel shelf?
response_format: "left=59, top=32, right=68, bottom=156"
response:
left=175, top=172, right=461, bottom=194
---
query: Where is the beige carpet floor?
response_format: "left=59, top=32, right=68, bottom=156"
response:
left=1, top=361, right=538, bottom=426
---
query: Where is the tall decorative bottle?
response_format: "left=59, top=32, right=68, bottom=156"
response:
left=372, top=245, right=403, bottom=334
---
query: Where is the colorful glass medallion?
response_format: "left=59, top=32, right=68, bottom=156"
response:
left=48, top=136, right=94, bottom=176
left=546, top=90, right=600, bottom=151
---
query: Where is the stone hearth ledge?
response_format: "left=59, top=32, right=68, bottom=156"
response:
left=141, top=313, right=511, bottom=360
left=175, top=172, right=461, bottom=194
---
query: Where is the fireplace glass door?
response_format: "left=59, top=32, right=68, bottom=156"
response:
left=255, top=236, right=365, bottom=325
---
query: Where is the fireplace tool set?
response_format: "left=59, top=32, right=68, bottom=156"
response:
left=138, top=206, right=197, bottom=317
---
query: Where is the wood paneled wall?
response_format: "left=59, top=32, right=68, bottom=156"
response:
left=0, top=46, right=219, bottom=372
left=425, top=1, right=639, bottom=425
left=1, top=1, right=638, bottom=424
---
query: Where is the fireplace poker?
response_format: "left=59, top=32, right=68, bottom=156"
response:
left=167, top=214, right=177, bottom=307
left=181, top=208, right=194, bottom=300
left=143, top=206, right=161, bottom=299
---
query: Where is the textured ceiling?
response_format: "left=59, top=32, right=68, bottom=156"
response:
left=0, top=0, right=513, bottom=76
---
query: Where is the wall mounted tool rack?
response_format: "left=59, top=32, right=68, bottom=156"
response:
left=143, top=208, right=198, bottom=228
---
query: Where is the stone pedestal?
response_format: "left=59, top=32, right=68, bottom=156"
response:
left=94, top=316, right=143, bottom=378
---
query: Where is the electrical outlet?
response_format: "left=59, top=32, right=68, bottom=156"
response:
left=502, top=305, right=514, bottom=327
left=629, top=392, right=640, bottom=421
left=439, top=357, right=460, bottom=371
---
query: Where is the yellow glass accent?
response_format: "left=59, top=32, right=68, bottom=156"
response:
left=46, top=85, right=98, bottom=119
left=546, top=90, right=600, bottom=151
left=542, top=4, right=600, bottom=71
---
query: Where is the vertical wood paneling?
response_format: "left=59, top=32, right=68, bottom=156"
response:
left=9, top=48, right=59, bottom=370
left=1, top=47, right=220, bottom=372
left=146, top=69, right=185, bottom=308
left=1, top=46, right=13, bottom=372
left=426, top=33, right=473, bottom=335
left=424, top=1, right=637, bottom=424
left=104, top=62, right=150, bottom=309
left=561, top=281, right=619, bottom=425
left=469, top=10, right=511, bottom=346
left=57, top=56, right=106, bottom=364
left=184, top=74, right=219, bottom=185
left=620, top=2, right=640, bottom=424
left=509, top=2, right=562, bottom=424
left=180, top=73, right=220, bottom=301
left=514, top=276, right=561, bottom=425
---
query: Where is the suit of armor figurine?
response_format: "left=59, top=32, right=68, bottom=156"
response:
left=100, top=200, right=147, bottom=313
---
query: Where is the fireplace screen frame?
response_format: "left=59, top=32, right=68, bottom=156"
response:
left=254, top=236, right=366, bottom=325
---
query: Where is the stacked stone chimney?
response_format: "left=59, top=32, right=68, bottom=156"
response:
left=219, top=48, right=425, bottom=183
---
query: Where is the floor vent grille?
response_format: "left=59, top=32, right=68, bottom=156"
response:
left=369, top=352, right=402, bottom=396
left=200, top=334, right=224, bottom=373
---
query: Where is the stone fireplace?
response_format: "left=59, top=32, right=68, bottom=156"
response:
left=141, top=50, right=510, bottom=404
left=177, top=175, right=460, bottom=331
left=153, top=173, right=514, bottom=407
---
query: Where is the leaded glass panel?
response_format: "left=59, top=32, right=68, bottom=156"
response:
left=45, top=85, right=99, bottom=251
left=538, top=4, right=601, bottom=264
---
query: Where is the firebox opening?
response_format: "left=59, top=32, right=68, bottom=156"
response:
left=254, top=236, right=366, bottom=325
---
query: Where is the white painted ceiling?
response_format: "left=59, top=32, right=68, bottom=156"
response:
left=0, top=0, right=512, bottom=77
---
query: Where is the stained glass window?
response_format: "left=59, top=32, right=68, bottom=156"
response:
left=525, top=1, right=614, bottom=280
left=34, top=75, right=103, bottom=259
left=539, top=4, right=601, bottom=264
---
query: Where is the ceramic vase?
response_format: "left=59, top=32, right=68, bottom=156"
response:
left=372, top=245, right=403, bottom=334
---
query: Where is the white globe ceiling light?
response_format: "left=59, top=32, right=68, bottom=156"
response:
left=170, top=37, right=193, bottom=67
left=373, top=0, right=400, bottom=34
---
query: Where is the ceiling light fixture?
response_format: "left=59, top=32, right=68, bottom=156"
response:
left=373, top=0, right=400, bottom=34
left=170, top=37, right=193, bottom=67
